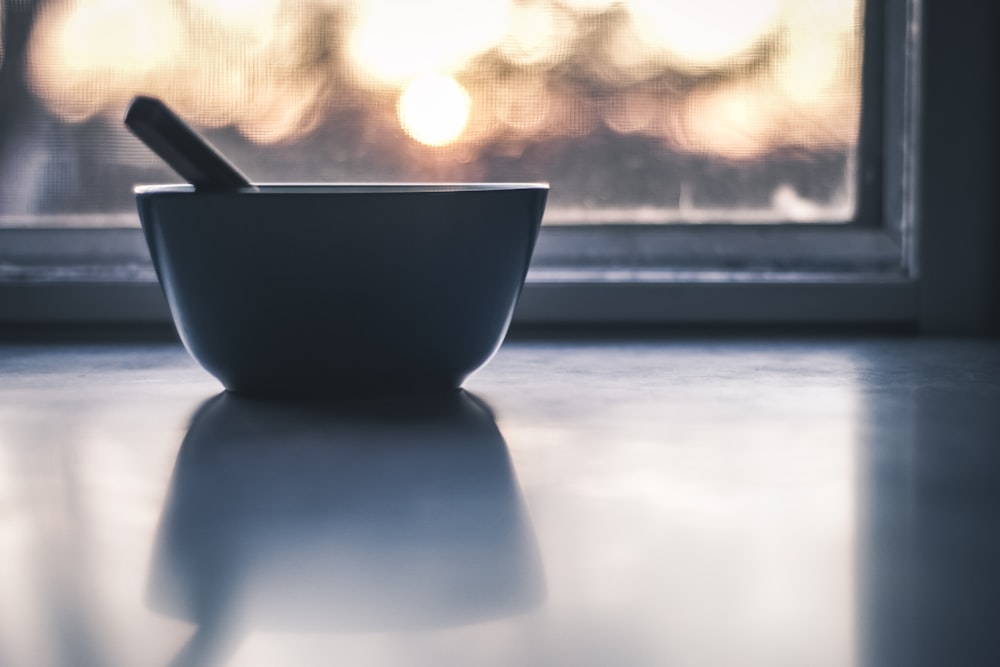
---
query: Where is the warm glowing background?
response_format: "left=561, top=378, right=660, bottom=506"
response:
left=2, top=0, right=864, bottom=222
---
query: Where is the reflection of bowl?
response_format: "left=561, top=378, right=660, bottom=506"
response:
left=136, top=183, right=548, bottom=397
left=148, top=390, right=544, bottom=662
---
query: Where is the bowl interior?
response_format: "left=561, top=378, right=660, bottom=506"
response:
left=134, top=183, right=549, bottom=195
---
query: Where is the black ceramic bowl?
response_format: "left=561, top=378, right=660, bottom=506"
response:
left=136, top=183, right=548, bottom=397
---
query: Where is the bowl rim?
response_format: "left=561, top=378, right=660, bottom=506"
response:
left=134, top=183, right=550, bottom=195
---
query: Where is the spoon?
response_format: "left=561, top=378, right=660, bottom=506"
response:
left=124, top=95, right=258, bottom=192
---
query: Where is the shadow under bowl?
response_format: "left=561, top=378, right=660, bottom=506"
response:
left=136, top=183, right=548, bottom=398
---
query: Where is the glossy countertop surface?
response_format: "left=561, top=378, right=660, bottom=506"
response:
left=1, top=337, right=998, bottom=667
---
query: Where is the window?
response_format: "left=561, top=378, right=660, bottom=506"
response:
left=0, top=0, right=922, bottom=326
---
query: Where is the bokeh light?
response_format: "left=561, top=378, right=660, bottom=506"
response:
left=24, top=0, right=862, bottom=156
left=6, top=0, right=866, bottom=222
left=348, top=0, right=509, bottom=85
left=398, top=74, right=471, bottom=147
left=626, top=0, right=784, bottom=71
left=499, top=3, right=575, bottom=68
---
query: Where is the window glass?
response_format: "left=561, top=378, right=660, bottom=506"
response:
left=0, top=0, right=864, bottom=227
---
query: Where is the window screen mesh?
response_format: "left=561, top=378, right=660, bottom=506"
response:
left=0, top=0, right=864, bottom=225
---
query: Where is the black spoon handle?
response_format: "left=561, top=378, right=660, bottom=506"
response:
left=124, top=96, right=257, bottom=192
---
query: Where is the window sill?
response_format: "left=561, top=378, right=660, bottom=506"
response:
left=0, top=275, right=918, bottom=328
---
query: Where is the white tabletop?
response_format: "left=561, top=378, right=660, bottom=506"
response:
left=1, top=337, right=998, bottom=667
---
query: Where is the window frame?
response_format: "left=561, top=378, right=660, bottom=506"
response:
left=3, top=0, right=989, bottom=333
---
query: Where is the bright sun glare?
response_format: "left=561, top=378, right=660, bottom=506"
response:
left=398, top=74, right=472, bottom=147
